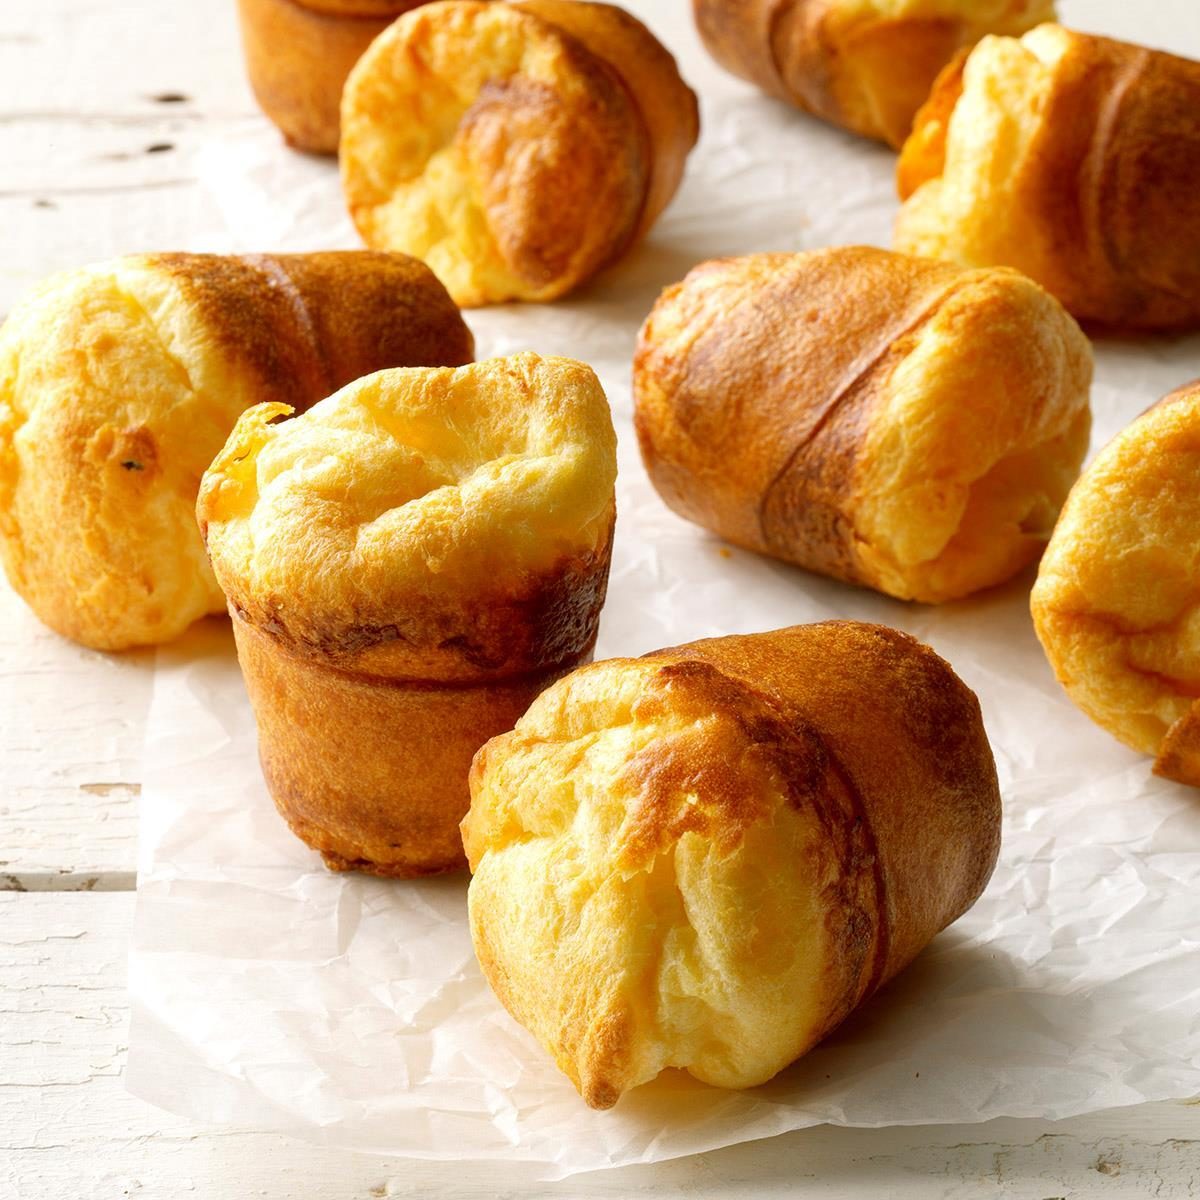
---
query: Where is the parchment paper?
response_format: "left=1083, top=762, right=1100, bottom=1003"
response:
left=125, top=0, right=1200, bottom=1177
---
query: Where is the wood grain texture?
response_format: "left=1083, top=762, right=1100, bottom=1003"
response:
left=0, top=0, right=256, bottom=314
left=0, top=579, right=152, bottom=890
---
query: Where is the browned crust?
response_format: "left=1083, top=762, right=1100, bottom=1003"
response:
left=1041, top=32, right=1200, bottom=330
left=693, top=0, right=1003, bottom=147
left=156, top=251, right=473, bottom=425
left=1154, top=703, right=1200, bottom=787
left=1024, top=34, right=1156, bottom=326
left=774, top=1, right=858, bottom=126
left=692, top=0, right=796, bottom=103
left=238, top=617, right=593, bottom=877
left=295, top=0, right=423, bottom=13
left=623, top=652, right=888, bottom=1036
left=255, top=251, right=475, bottom=389
left=632, top=247, right=966, bottom=589
left=513, top=0, right=700, bottom=238
left=220, top=503, right=615, bottom=683
left=454, top=54, right=649, bottom=293
left=899, top=29, right=1200, bottom=330
left=150, top=252, right=331, bottom=409
left=235, top=0, right=423, bottom=154
left=756, top=274, right=975, bottom=582
left=828, top=14, right=975, bottom=147
left=648, top=621, right=1002, bottom=996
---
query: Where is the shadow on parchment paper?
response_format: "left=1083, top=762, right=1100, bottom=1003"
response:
left=469, top=233, right=726, bottom=371
left=605, top=936, right=1043, bottom=1130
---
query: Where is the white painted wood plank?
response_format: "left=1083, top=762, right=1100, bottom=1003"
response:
left=0, top=0, right=256, bottom=312
left=0, top=578, right=150, bottom=890
left=0, top=177, right=229, bottom=341
left=0, top=0, right=256, bottom=120
left=0, top=0, right=259, bottom=887
left=2, top=892, right=1199, bottom=1199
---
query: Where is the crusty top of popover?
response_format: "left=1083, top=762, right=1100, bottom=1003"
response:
left=198, top=352, right=617, bottom=660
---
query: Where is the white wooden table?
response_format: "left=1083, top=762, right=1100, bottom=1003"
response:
left=2, top=1, right=1199, bottom=1195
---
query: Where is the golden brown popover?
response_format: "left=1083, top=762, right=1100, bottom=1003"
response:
left=235, top=0, right=426, bottom=154
left=198, top=352, right=618, bottom=877
left=464, top=621, right=1001, bottom=1108
left=896, top=25, right=1200, bottom=330
left=634, top=246, right=1092, bottom=603
left=1032, top=380, right=1200, bottom=786
left=340, top=0, right=699, bottom=306
left=693, top=0, right=1054, bottom=147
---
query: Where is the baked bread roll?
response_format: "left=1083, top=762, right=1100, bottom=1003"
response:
left=633, top=246, right=1092, bottom=604
left=236, top=0, right=425, bottom=154
left=1032, top=381, right=1200, bottom=786
left=895, top=25, right=1200, bottom=330
left=693, top=0, right=1054, bottom=148
left=340, top=0, right=699, bottom=306
left=0, top=252, right=473, bottom=651
left=198, top=353, right=617, bottom=878
left=463, top=621, right=1001, bottom=1108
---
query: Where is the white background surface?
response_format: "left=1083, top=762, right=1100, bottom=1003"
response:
left=2, top=0, right=1200, bottom=1196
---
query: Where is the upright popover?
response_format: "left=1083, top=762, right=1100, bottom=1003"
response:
left=633, top=246, right=1092, bottom=604
left=340, top=0, right=700, bottom=306
left=198, top=353, right=618, bottom=878
left=0, top=252, right=473, bottom=651
left=236, top=0, right=425, bottom=154
left=896, top=25, right=1200, bottom=330
left=693, top=0, right=1054, bottom=147
left=1032, top=381, right=1200, bottom=786
left=464, top=621, right=1002, bottom=1109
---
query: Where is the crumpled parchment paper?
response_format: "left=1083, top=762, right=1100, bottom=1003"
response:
left=124, top=0, right=1200, bottom=1177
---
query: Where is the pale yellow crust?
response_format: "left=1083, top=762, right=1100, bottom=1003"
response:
left=339, top=0, right=698, bottom=307
left=693, top=0, right=1054, bottom=147
left=1032, top=381, right=1200, bottom=785
left=199, top=353, right=618, bottom=876
left=895, top=25, right=1200, bottom=330
left=633, top=246, right=1092, bottom=604
left=199, top=354, right=617, bottom=657
left=463, top=621, right=1001, bottom=1108
left=0, top=263, right=241, bottom=651
left=0, top=252, right=473, bottom=651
